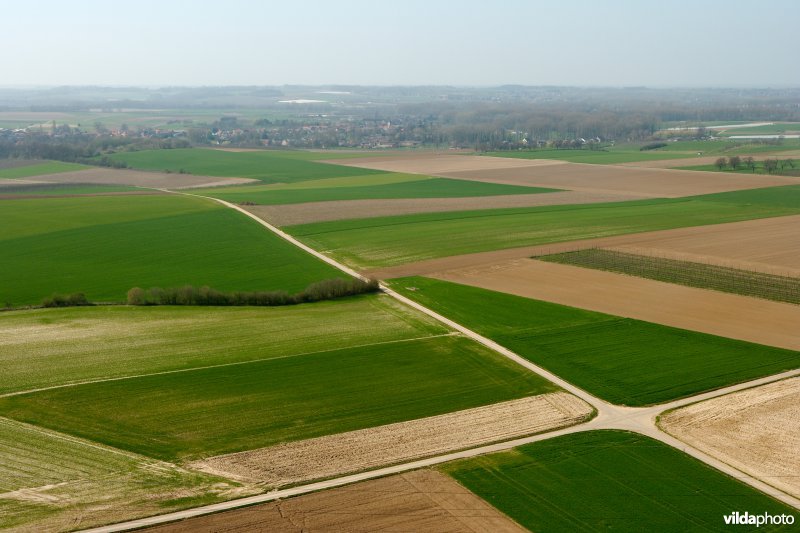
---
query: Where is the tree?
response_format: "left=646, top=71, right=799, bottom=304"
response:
left=728, top=155, right=741, bottom=171
left=763, top=158, right=779, bottom=174
left=743, top=156, right=756, bottom=172
left=714, top=157, right=728, bottom=170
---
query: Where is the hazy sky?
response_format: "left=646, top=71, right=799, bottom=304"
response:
left=3, top=0, right=798, bottom=87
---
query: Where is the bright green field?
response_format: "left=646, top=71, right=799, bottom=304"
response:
left=0, top=161, right=88, bottom=179
left=106, top=148, right=385, bottom=183
left=389, top=277, right=800, bottom=405
left=0, top=333, right=555, bottom=461
left=0, top=295, right=446, bottom=395
left=0, top=417, right=237, bottom=531
left=286, top=186, right=800, bottom=269
left=193, top=173, right=556, bottom=205
left=483, top=149, right=691, bottom=164
left=0, top=194, right=341, bottom=305
left=441, top=431, right=795, bottom=532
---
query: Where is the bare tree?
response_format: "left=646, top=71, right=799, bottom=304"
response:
left=729, top=155, right=741, bottom=171
left=715, top=157, right=728, bottom=170
left=763, top=158, right=779, bottom=174
left=743, top=156, right=756, bottom=172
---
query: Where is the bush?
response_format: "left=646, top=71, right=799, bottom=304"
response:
left=126, top=278, right=380, bottom=307
left=42, top=292, right=91, bottom=308
left=640, top=142, right=667, bottom=151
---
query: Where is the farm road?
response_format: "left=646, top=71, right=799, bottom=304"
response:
left=80, top=191, right=800, bottom=531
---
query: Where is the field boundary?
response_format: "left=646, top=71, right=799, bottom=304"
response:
left=0, top=333, right=458, bottom=399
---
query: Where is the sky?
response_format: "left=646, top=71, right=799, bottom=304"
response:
left=2, top=0, right=798, bottom=87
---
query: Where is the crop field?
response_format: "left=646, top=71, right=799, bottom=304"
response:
left=0, top=333, right=555, bottom=461
left=148, top=469, right=527, bottom=533
left=440, top=430, right=795, bottom=532
left=107, top=148, right=386, bottom=183
left=661, top=377, right=800, bottom=499
left=286, top=188, right=800, bottom=269
left=0, top=194, right=341, bottom=305
left=0, top=161, right=88, bottom=179
left=192, top=174, right=556, bottom=205
left=0, top=182, right=143, bottom=196
left=482, top=148, right=692, bottom=164
left=389, top=277, right=800, bottom=405
left=0, top=295, right=445, bottom=395
left=541, top=249, right=800, bottom=304
left=0, top=417, right=248, bottom=532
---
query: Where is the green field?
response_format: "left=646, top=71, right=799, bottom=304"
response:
left=0, top=417, right=240, bottom=531
left=106, top=148, right=385, bottom=183
left=286, top=186, right=800, bottom=269
left=0, top=295, right=446, bottom=395
left=483, top=149, right=691, bottom=164
left=0, top=161, right=88, bottom=179
left=0, top=332, right=554, bottom=461
left=0, top=194, right=341, bottom=305
left=389, top=277, right=800, bottom=405
left=541, top=249, right=800, bottom=305
left=0, top=182, right=141, bottom=195
left=441, top=431, right=795, bottom=532
left=193, top=173, right=556, bottom=205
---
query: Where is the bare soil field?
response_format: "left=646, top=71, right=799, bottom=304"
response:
left=333, top=154, right=800, bottom=197
left=0, top=191, right=164, bottom=200
left=0, top=160, right=38, bottom=170
left=621, top=153, right=800, bottom=168
left=606, top=214, right=800, bottom=276
left=148, top=469, right=526, bottom=533
left=660, top=377, right=800, bottom=499
left=0, top=179, right=48, bottom=187
left=245, top=191, right=644, bottom=226
left=366, top=214, right=800, bottom=279
left=189, top=393, right=592, bottom=488
left=23, top=168, right=257, bottom=189
left=330, top=153, right=565, bottom=174
left=432, top=259, right=800, bottom=351
left=441, top=163, right=800, bottom=197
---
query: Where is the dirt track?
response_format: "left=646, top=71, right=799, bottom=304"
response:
left=147, top=469, right=526, bottom=533
left=22, top=168, right=257, bottom=189
left=661, top=377, right=800, bottom=499
left=365, top=214, right=800, bottom=279
left=333, top=154, right=800, bottom=197
left=189, top=393, right=592, bottom=488
left=431, top=259, right=800, bottom=351
left=245, top=191, right=646, bottom=226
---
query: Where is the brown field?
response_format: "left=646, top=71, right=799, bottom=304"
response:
left=189, top=393, right=592, bottom=488
left=333, top=154, right=800, bottom=197
left=621, top=154, right=800, bottom=169
left=441, top=163, right=800, bottom=197
left=0, top=178, right=48, bottom=187
left=0, top=191, right=164, bottom=200
left=148, top=469, right=526, bottom=533
left=245, top=191, right=645, bottom=226
left=0, top=160, right=39, bottom=170
left=19, top=168, right=257, bottom=189
left=330, top=153, right=565, bottom=174
left=431, top=259, right=800, bottom=351
left=660, top=377, right=800, bottom=499
left=366, top=214, right=800, bottom=279
left=606, top=214, right=800, bottom=276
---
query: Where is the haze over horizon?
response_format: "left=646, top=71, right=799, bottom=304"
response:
left=2, top=0, right=799, bottom=88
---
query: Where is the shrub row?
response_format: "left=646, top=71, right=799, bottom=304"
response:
left=42, top=292, right=92, bottom=308
left=126, top=277, right=380, bottom=306
left=640, top=142, right=667, bottom=151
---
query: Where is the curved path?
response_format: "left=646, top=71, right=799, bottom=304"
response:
left=80, top=193, right=800, bottom=532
